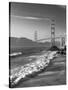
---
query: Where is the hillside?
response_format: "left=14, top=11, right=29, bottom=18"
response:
left=10, top=37, right=51, bottom=49
left=9, top=37, right=60, bottom=54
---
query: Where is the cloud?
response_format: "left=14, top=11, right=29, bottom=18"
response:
left=11, top=15, right=50, bottom=21
left=58, top=5, right=66, bottom=9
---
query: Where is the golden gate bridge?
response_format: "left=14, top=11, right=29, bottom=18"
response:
left=34, top=17, right=66, bottom=49
left=12, top=15, right=66, bottom=49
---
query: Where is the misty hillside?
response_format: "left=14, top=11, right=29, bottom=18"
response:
left=10, top=37, right=51, bottom=49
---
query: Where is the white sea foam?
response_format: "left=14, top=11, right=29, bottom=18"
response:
left=10, top=51, right=57, bottom=86
left=10, top=52, right=22, bottom=56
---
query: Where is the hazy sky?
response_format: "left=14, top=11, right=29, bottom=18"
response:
left=10, top=2, right=66, bottom=41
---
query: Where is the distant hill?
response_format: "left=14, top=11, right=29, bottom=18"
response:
left=9, top=37, right=51, bottom=49
left=9, top=37, right=60, bottom=54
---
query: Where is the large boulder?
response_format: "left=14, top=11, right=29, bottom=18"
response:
left=49, top=46, right=60, bottom=51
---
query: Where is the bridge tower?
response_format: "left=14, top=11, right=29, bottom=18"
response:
left=34, top=30, right=37, bottom=42
left=51, top=19, right=55, bottom=46
left=60, top=36, right=65, bottom=48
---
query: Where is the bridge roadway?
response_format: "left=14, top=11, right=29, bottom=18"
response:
left=36, top=36, right=65, bottom=42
